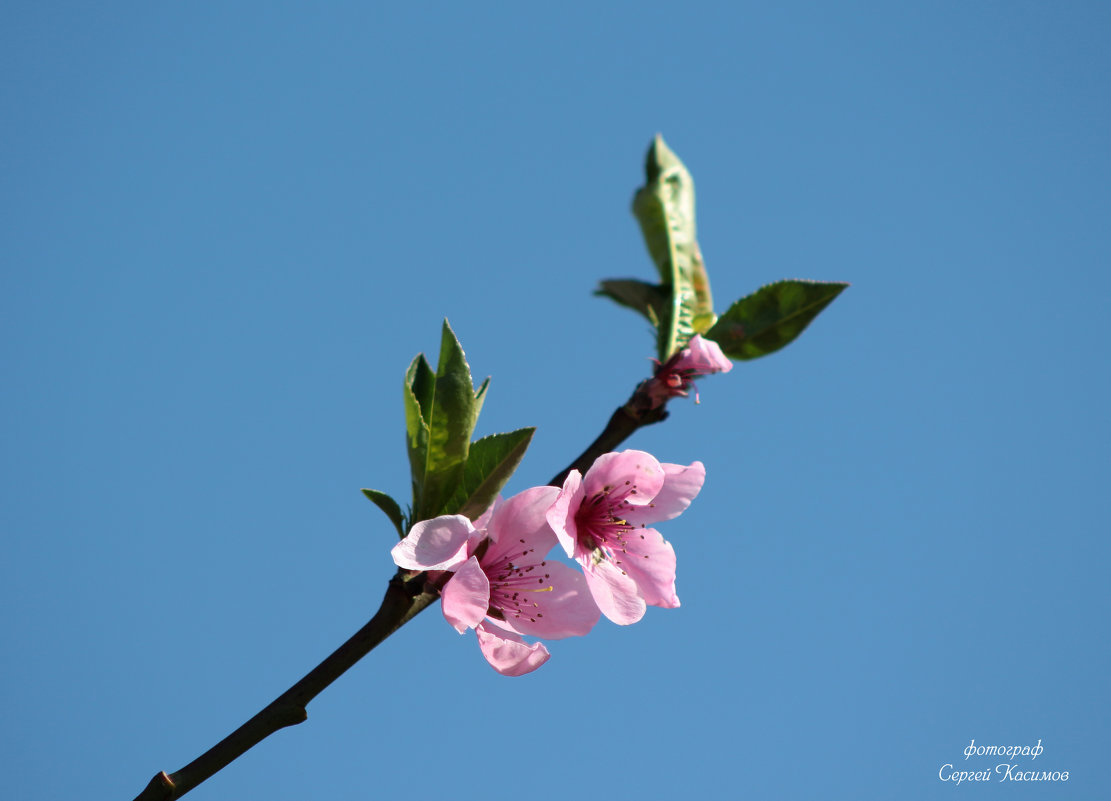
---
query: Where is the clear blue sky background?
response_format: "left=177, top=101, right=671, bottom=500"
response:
left=2, top=3, right=1108, bottom=799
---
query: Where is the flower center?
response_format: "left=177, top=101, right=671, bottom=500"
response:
left=484, top=538, right=552, bottom=625
left=574, top=481, right=638, bottom=557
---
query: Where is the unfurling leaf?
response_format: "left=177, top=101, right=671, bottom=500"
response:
left=594, top=279, right=668, bottom=328
left=405, top=320, right=487, bottom=522
left=361, top=489, right=407, bottom=538
left=630, top=134, right=715, bottom=362
left=403, top=353, right=434, bottom=500
left=705, top=280, right=849, bottom=360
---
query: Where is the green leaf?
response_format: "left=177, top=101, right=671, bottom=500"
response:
left=407, top=320, right=483, bottom=522
left=444, top=428, right=536, bottom=521
left=360, top=489, right=407, bottom=538
left=406, top=353, right=436, bottom=426
left=631, top=134, right=715, bottom=361
left=403, top=353, right=434, bottom=508
left=473, top=376, right=490, bottom=425
left=595, top=279, right=668, bottom=328
left=706, top=280, right=849, bottom=360
left=404, top=354, right=434, bottom=439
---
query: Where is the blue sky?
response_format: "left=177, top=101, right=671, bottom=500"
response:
left=2, top=2, right=1108, bottom=799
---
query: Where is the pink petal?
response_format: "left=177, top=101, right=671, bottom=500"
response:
left=681, top=335, right=733, bottom=374
left=581, top=450, right=666, bottom=509
left=475, top=621, right=551, bottom=676
left=484, top=485, right=560, bottom=558
left=582, top=557, right=646, bottom=625
left=391, top=515, right=479, bottom=571
left=617, top=527, right=680, bottom=609
left=440, top=557, right=490, bottom=633
left=626, top=460, right=705, bottom=525
left=547, top=469, right=585, bottom=559
left=471, top=494, right=504, bottom=531
left=502, top=561, right=601, bottom=640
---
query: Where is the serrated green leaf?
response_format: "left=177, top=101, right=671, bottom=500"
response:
left=706, top=280, right=849, bottom=360
left=361, top=488, right=407, bottom=538
left=631, top=135, right=714, bottom=361
left=444, top=428, right=536, bottom=521
left=408, top=320, right=482, bottom=521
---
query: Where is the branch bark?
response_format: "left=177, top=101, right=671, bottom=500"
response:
left=548, top=380, right=669, bottom=487
left=132, top=569, right=438, bottom=801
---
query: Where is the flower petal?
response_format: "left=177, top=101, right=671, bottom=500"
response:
left=484, top=485, right=560, bottom=559
left=475, top=621, right=550, bottom=676
left=471, top=494, right=504, bottom=532
left=501, top=560, right=601, bottom=640
left=440, top=557, right=490, bottom=633
left=682, top=335, right=733, bottom=374
left=581, top=450, right=666, bottom=509
left=390, top=514, right=479, bottom=571
left=626, top=460, right=705, bottom=525
left=547, top=469, right=585, bottom=559
left=618, top=527, right=679, bottom=609
left=582, top=556, right=646, bottom=625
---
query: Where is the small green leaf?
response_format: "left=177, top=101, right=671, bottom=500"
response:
left=405, top=353, right=435, bottom=426
left=444, top=428, right=536, bottom=521
left=361, top=489, right=407, bottom=538
left=473, top=376, right=490, bottom=424
left=595, top=279, right=669, bottom=327
left=404, top=355, right=434, bottom=438
left=630, top=135, right=714, bottom=361
left=706, top=280, right=849, bottom=360
left=406, top=320, right=485, bottom=522
left=403, top=354, right=434, bottom=507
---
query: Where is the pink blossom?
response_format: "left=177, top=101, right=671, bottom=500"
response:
left=647, top=334, right=732, bottom=406
left=546, top=450, right=705, bottom=625
left=391, top=487, right=600, bottom=676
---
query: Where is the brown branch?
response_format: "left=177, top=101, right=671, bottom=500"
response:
left=132, top=569, right=438, bottom=801
left=548, top=380, right=670, bottom=487
left=130, top=382, right=672, bottom=800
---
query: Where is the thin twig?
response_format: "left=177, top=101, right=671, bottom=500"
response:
left=132, top=570, right=437, bottom=801
left=548, top=380, right=669, bottom=487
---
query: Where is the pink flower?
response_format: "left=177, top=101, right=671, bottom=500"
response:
left=546, top=450, right=706, bottom=625
left=391, top=487, right=601, bottom=676
left=647, top=334, right=732, bottom=406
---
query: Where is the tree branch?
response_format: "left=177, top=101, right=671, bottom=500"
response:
left=548, top=380, right=669, bottom=487
left=132, top=569, right=438, bottom=801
